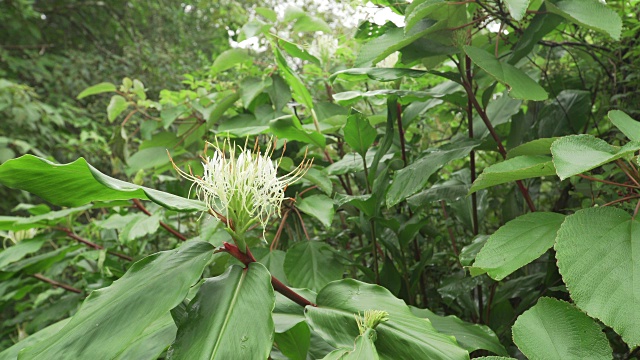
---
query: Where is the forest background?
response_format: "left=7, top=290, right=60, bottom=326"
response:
left=2, top=0, right=640, bottom=359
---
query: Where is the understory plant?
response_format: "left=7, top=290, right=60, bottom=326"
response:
left=2, top=0, right=640, bottom=359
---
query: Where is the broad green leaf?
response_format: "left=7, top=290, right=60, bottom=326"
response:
left=411, top=307, right=507, bottom=356
left=274, top=321, right=311, bottom=360
left=19, top=241, right=214, bottom=359
left=0, top=155, right=205, bottom=212
left=551, top=134, right=640, bottom=180
left=509, top=8, right=564, bottom=64
left=107, top=95, right=130, bottom=123
left=407, top=177, right=468, bottom=210
left=546, top=0, right=622, bottom=40
left=463, top=46, right=547, bottom=101
left=254, top=248, right=288, bottom=285
left=355, top=19, right=446, bottom=67
left=207, top=91, right=240, bottom=125
left=4, top=244, right=82, bottom=274
left=114, top=313, right=177, bottom=360
left=506, top=138, right=557, bottom=159
left=404, top=0, right=445, bottom=32
left=343, top=110, right=376, bottom=158
left=278, top=39, right=321, bottom=66
left=269, top=116, right=326, bottom=148
left=0, top=204, right=92, bottom=231
left=512, top=297, right=612, bottom=359
left=323, top=329, right=380, bottom=360
left=469, top=155, right=556, bottom=193
left=330, top=68, right=427, bottom=83
left=0, top=237, right=47, bottom=270
left=503, top=0, right=530, bottom=21
left=292, top=14, right=331, bottom=33
left=305, top=279, right=469, bottom=360
left=555, top=207, right=640, bottom=346
left=126, top=147, right=178, bottom=175
left=333, top=90, right=434, bottom=106
left=161, top=105, right=188, bottom=129
left=387, top=139, right=479, bottom=207
left=458, top=235, right=488, bottom=267
left=240, top=77, right=272, bottom=107
left=609, top=110, right=640, bottom=142
left=255, top=7, right=276, bottom=22
left=297, top=194, right=335, bottom=228
left=273, top=289, right=318, bottom=333
left=471, top=212, right=565, bottom=280
left=284, top=241, right=343, bottom=291
left=273, top=46, right=313, bottom=109
left=168, top=263, right=274, bottom=360
left=77, top=82, right=116, bottom=99
left=210, top=49, right=251, bottom=75
left=0, top=318, right=70, bottom=360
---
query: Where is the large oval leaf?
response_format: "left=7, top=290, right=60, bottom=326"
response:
left=305, top=279, right=469, bottom=360
left=551, top=135, right=640, bottom=180
left=512, top=297, right=611, bottom=359
left=555, top=207, right=640, bottom=346
left=168, top=263, right=274, bottom=359
left=19, top=241, right=214, bottom=359
left=469, top=155, right=556, bottom=194
left=0, top=155, right=205, bottom=212
left=471, top=212, right=565, bottom=280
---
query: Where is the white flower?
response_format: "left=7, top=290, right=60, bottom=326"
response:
left=172, top=138, right=311, bottom=238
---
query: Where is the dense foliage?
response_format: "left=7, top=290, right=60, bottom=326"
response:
left=2, top=0, right=640, bottom=358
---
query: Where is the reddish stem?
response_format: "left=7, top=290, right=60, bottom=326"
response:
left=32, top=273, right=82, bottom=293
left=222, top=242, right=317, bottom=307
left=55, top=227, right=132, bottom=261
left=132, top=199, right=188, bottom=241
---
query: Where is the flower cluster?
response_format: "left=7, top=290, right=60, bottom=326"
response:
left=172, top=138, right=311, bottom=246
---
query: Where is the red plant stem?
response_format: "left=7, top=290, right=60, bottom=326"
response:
left=577, top=174, right=640, bottom=189
left=465, top=55, right=480, bottom=236
left=460, top=70, right=537, bottom=212
left=223, top=243, right=317, bottom=307
left=132, top=199, right=188, bottom=241
left=55, top=227, right=132, bottom=261
left=32, top=273, right=82, bottom=293
left=602, top=194, right=640, bottom=207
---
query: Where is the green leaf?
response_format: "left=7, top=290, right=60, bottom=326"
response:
left=469, top=155, right=556, bottom=194
left=387, top=139, right=479, bottom=207
left=0, top=155, right=205, bottom=212
left=107, top=95, right=130, bottom=123
left=512, top=297, right=612, bottom=359
left=297, top=194, right=335, bottom=228
left=305, top=279, right=469, bottom=360
left=343, top=110, right=377, bottom=158
left=240, top=77, right=272, bottom=107
left=273, top=46, right=313, bottom=109
left=0, top=318, right=70, bottom=359
left=161, top=105, right=188, bottom=129
left=330, top=68, right=427, bottom=83
left=324, top=330, right=380, bottom=360
left=503, top=0, right=530, bottom=21
left=471, top=212, right=565, bottom=280
left=609, top=110, right=640, bottom=142
left=333, top=90, right=434, bottom=106
left=269, top=116, right=325, bottom=148
left=292, top=14, right=331, bottom=33
left=555, top=207, right=640, bottom=346
left=404, top=0, right=446, bottom=32
left=537, top=90, right=590, bottom=138
left=355, top=19, right=446, bottom=67
left=410, top=307, right=507, bottom=356
left=19, top=241, right=214, bottom=359
left=463, top=45, right=547, bottom=101
left=168, top=263, right=275, bottom=360
left=284, top=241, right=343, bottom=291
left=0, top=238, right=47, bottom=270
left=0, top=204, right=92, bottom=231
left=546, top=0, right=622, bottom=40
left=509, top=9, right=564, bottom=64
left=407, top=175, right=469, bottom=210
left=77, top=82, right=116, bottom=99
left=506, top=138, right=557, bottom=159
left=551, top=134, right=640, bottom=180
left=211, top=49, right=251, bottom=75
left=274, top=321, right=311, bottom=360
left=114, top=313, right=177, bottom=360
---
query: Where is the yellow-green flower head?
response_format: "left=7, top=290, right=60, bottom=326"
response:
left=173, top=138, right=312, bottom=238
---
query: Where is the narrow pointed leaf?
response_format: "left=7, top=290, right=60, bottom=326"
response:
left=469, top=155, right=556, bottom=194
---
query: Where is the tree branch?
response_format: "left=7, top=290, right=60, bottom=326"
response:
left=32, top=273, right=82, bottom=294
left=55, top=227, right=132, bottom=261
left=132, top=199, right=188, bottom=241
